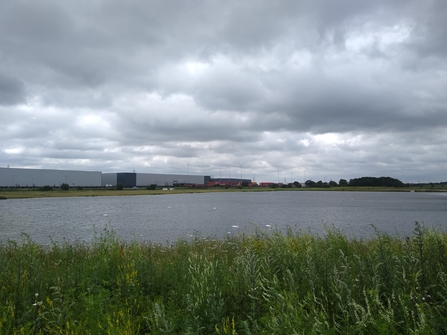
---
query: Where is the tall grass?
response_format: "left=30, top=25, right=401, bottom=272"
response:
left=1, top=223, right=447, bottom=334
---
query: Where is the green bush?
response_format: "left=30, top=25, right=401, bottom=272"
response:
left=37, top=185, right=53, bottom=191
left=146, top=184, right=157, bottom=190
left=60, top=183, right=69, bottom=190
left=116, top=183, right=124, bottom=190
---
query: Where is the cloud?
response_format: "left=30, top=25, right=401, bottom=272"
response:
left=0, top=0, right=446, bottom=183
left=0, top=74, right=26, bottom=106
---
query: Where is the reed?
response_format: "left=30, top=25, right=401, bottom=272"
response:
left=1, top=223, right=446, bottom=334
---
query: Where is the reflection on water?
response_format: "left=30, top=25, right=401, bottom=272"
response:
left=0, top=191, right=446, bottom=244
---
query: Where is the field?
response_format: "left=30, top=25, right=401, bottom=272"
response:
left=0, top=184, right=445, bottom=200
left=1, top=223, right=447, bottom=334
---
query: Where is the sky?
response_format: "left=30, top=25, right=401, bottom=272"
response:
left=0, top=0, right=446, bottom=184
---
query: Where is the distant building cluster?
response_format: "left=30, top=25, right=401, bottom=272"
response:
left=0, top=167, right=264, bottom=188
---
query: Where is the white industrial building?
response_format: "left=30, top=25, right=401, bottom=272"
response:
left=0, top=167, right=102, bottom=187
left=0, top=167, right=210, bottom=188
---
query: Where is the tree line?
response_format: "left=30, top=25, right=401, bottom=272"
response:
left=304, top=176, right=404, bottom=188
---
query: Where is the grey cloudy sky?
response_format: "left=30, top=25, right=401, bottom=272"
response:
left=1, top=0, right=446, bottom=183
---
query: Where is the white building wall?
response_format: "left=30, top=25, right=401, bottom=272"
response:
left=101, top=173, right=117, bottom=186
left=0, top=168, right=101, bottom=187
left=0, top=168, right=209, bottom=188
left=136, top=173, right=205, bottom=186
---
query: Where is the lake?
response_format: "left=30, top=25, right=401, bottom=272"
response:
left=1, top=191, right=446, bottom=244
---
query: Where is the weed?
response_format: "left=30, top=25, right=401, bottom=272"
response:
left=1, top=223, right=447, bottom=333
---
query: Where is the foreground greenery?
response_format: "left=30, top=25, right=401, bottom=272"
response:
left=1, top=223, right=447, bottom=334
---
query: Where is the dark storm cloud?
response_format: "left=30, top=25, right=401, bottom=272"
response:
left=0, top=74, right=26, bottom=106
left=0, top=0, right=445, bottom=183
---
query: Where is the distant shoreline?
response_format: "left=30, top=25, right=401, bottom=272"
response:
left=0, top=185, right=445, bottom=200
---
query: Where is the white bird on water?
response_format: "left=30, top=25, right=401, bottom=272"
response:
left=231, top=224, right=239, bottom=228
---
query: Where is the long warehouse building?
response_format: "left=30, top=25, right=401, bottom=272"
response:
left=0, top=167, right=211, bottom=188
left=0, top=167, right=102, bottom=187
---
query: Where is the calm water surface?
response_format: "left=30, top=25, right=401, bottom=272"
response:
left=1, top=191, right=446, bottom=244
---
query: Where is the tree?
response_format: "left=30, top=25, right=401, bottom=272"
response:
left=339, top=179, right=348, bottom=186
left=305, top=180, right=317, bottom=187
left=349, top=177, right=404, bottom=187
left=116, top=183, right=124, bottom=190
left=293, top=181, right=302, bottom=188
left=241, top=181, right=249, bottom=187
left=60, top=183, right=69, bottom=190
left=329, top=180, right=338, bottom=187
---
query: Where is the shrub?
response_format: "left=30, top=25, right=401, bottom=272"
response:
left=116, top=183, right=124, bottom=190
left=37, top=185, right=53, bottom=191
left=60, top=183, right=69, bottom=190
left=146, top=184, right=157, bottom=190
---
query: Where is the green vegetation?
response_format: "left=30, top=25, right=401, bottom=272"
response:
left=36, top=185, right=53, bottom=192
left=339, top=178, right=349, bottom=186
left=349, top=176, right=404, bottom=187
left=1, top=223, right=447, bottom=334
left=60, top=183, right=69, bottom=191
left=0, top=182, right=445, bottom=199
left=305, top=176, right=405, bottom=188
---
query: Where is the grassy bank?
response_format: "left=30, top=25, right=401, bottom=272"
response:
left=0, top=187, right=268, bottom=199
left=1, top=223, right=447, bottom=334
left=1, top=185, right=445, bottom=199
